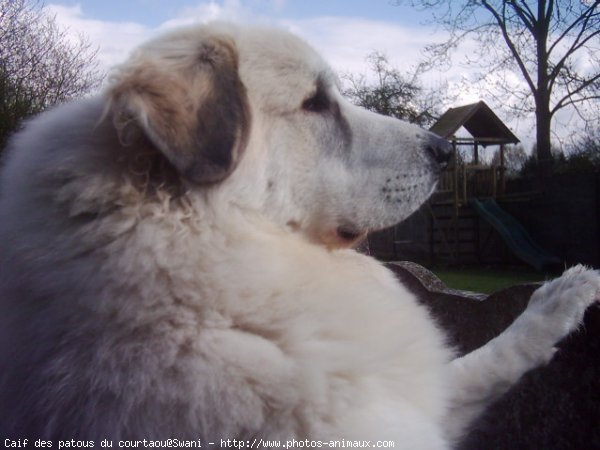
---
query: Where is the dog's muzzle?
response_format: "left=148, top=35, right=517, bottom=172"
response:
left=425, top=135, right=453, bottom=170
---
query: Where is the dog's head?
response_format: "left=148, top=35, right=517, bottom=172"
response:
left=107, top=23, right=451, bottom=248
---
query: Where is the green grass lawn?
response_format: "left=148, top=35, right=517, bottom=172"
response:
left=430, top=267, right=550, bottom=294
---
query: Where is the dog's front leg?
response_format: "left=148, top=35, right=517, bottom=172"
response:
left=442, top=265, right=600, bottom=442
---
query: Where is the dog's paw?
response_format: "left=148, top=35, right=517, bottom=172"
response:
left=523, top=265, right=600, bottom=342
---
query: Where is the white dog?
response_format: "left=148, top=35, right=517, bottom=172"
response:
left=0, top=23, right=598, bottom=448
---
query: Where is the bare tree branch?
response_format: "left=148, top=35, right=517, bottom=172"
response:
left=400, top=0, right=600, bottom=173
left=508, top=0, right=536, bottom=32
left=552, top=72, right=600, bottom=114
left=0, top=0, right=104, bottom=148
left=481, top=0, right=538, bottom=95
left=547, top=1, right=599, bottom=55
left=341, top=51, right=446, bottom=127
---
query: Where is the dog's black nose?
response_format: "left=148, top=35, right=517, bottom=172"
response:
left=426, top=135, right=453, bottom=169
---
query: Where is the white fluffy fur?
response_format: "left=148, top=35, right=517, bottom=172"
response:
left=0, top=23, right=598, bottom=448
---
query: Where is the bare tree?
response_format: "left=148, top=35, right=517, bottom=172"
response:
left=0, top=0, right=103, bottom=148
left=342, top=51, right=445, bottom=127
left=568, top=126, right=600, bottom=162
left=491, top=144, right=529, bottom=176
left=400, top=0, right=600, bottom=174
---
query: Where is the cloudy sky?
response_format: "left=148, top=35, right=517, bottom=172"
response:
left=43, top=0, right=586, bottom=153
left=46, top=0, right=449, bottom=76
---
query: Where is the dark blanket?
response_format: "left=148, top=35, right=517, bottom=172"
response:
left=386, top=262, right=600, bottom=450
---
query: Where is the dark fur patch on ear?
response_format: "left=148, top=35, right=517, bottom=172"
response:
left=108, top=35, right=250, bottom=185
left=188, top=44, right=251, bottom=183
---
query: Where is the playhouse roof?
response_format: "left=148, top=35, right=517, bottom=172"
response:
left=429, top=101, right=519, bottom=146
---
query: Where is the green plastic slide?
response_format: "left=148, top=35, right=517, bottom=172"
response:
left=470, top=198, right=562, bottom=272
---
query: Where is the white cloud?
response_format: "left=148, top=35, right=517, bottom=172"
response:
left=46, top=1, right=576, bottom=151
left=158, top=0, right=254, bottom=30
left=282, top=17, right=445, bottom=77
left=45, top=2, right=451, bottom=76
left=45, top=1, right=288, bottom=67
left=44, top=4, right=152, bottom=69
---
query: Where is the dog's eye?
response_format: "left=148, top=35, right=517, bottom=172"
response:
left=302, top=89, right=330, bottom=113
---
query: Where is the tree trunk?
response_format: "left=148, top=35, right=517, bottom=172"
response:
left=535, top=100, right=553, bottom=177
left=535, top=1, right=553, bottom=177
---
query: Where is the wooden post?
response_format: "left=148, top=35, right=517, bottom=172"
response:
left=474, top=141, right=479, bottom=165
left=429, top=211, right=435, bottom=267
left=475, top=214, right=481, bottom=264
left=453, top=140, right=459, bottom=207
left=462, top=165, right=467, bottom=204
left=499, top=144, right=506, bottom=194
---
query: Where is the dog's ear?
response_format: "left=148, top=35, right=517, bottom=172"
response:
left=107, top=36, right=250, bottom=184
